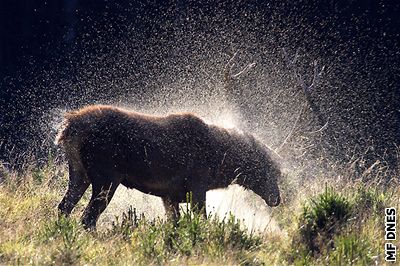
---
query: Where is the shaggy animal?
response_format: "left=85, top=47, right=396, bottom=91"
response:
left=56, top=105, right=281, bottom=229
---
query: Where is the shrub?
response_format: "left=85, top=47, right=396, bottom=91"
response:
left=39, top=217, right=86, bottom=264
left=298, top=186, right=352, bottom=253
left=111, top=206, right=143, bottom=239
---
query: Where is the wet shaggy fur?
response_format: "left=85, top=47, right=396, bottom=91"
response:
left=56, top=105, right=281, bottom=229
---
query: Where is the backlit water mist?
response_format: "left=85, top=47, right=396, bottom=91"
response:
left=52, top=90, right=284, bottom=233
left=2, top=1, right=398, bottom=233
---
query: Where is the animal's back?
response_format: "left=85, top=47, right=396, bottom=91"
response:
left=56, top=105, right=266, bottom=166
left=56, top=105, right=218, bottom=179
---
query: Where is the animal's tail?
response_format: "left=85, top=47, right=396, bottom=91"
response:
left=54, top=111, right=79, bottom=146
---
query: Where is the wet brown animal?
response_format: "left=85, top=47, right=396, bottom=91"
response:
left=56, top=105, right=281, bottom=229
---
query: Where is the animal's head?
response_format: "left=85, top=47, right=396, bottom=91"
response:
left=236, top=138, right=282, bottom=207
left=246, top=161, right=281, bottom=207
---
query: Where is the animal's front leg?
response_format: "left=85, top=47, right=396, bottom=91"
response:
left=191, top=191, right=207, bottom=218
left=187, top=175, right=208, bottom=218
left=162, top=197, right=180, bottom=221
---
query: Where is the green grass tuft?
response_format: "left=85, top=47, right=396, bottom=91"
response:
left=328, top=233, right=374, bottom=266
left=297, top=185, right=352, bottom=254
left=109, top=202, right=262, bottom=264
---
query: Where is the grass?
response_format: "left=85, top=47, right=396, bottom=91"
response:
left=297, top=185, right=353, bottom=254
left=0, top=159, right=399, bottom=265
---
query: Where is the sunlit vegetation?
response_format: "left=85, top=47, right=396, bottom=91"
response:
left=0, top=158, right=398, bottom=265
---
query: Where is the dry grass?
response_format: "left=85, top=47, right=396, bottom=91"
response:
left=0, top=158, right=399, bottom=265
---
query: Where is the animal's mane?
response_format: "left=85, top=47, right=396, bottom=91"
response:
left=213, top=125, right=283, bottom=167
left=208, top=124, right=263, bottom=154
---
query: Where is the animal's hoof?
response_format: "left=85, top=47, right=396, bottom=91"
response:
left=57, top=208, right=68, bottom=219
left=82, top=220, right=97, bottom=231
left=83, top=224, right=96, bottom=231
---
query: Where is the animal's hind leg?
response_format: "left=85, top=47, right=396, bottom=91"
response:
left=162, top=197, right=180, bottom=221
left=58, top=163, right=89, bottom=217
left=81, top=176, right=119, bottom=230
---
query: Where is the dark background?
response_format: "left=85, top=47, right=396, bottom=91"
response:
left=0, top=0, right=399, bottom=168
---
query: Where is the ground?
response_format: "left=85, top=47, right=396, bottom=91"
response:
left=0, top=158, right=399, bottom=265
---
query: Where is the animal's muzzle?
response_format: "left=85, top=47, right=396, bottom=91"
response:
left=267, top=195, right=281, bottom=207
